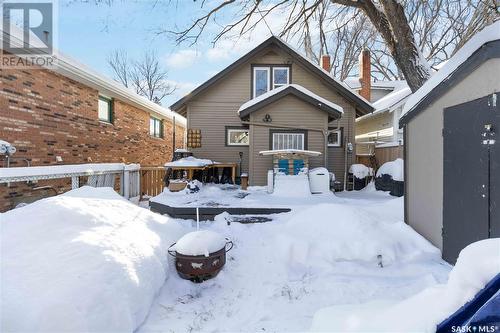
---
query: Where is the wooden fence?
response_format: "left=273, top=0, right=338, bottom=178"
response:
left=374, top=145, right=403, bottom=166
left=140, top=167, right=166, bottom=198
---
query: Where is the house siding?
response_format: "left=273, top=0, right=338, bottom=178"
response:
left=248, top=95, right=327, bottom=185
left=406, top=58, right=500, bottom=250
left=185, top=45, right=357, bottom=186
left=0, top=67, right=185, bottom=212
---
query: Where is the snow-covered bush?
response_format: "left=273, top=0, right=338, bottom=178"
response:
left=1, top=186, right=186, bottom=332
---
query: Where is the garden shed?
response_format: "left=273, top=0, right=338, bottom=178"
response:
left=399, top=21, right=500, bottom=263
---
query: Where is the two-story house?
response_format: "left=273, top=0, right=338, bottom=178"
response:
left=170, top=36, right=373, bottom=186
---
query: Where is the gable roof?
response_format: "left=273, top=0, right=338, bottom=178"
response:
left=238, top=84, right=343, bottom=119
left=400, top=20, right=500, bottom=127
left=170, top=36, right=373, bottom=116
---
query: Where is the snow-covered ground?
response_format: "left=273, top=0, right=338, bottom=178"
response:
left=5, top=185, right=496, bottom=332
left=138, top=184, right=451, bottom=332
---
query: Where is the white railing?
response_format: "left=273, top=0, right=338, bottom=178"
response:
left=0, top=163, right=141, bottom=199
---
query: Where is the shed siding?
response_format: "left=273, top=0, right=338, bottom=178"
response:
left=186, top=45, right=357, bottom=184
left=406, top=58, right=500, bottom=250
left=248, top=95, right=328, bottom=185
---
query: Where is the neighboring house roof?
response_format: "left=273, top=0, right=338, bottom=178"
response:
left=344, top=77, right=407, bottom=91
left=170, top=36, right=373, bottom=116
left=400, top=20, right=500, bottom=127
left=238, top=84, right=343, bottom=119
left=356, top=85, right=412, bottom=122
left=1, top=24, right=186, bottom=126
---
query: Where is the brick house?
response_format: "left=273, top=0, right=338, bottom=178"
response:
left=0, top=35, right=186, bottom=211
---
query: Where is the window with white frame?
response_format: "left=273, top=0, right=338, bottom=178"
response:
left=150, top=117, right=163, bottom=138
left=253, top=67, right=270, bottom=98
left=272, top=132, right=304, bottom=150
left=273, top=67, right=289, bottom=89
left=252, top=65, right=290, bottom=97
left=328, top=128, right=342, bottom=147
left=98, top=95, right=113, bottom=123
left=226, top=128, right=249, bottom=146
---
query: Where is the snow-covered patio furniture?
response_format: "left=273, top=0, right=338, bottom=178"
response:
left=165, top=157, right=238, bottom=185
left=168, top=230, right=233, bottom=282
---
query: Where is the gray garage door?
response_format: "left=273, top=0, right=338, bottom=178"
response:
left=443, top=93, right=499, bottom=264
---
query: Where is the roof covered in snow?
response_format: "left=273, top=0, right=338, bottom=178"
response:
left=0, top=23, right=186, bottom=126
left=344, top=78, right=408, bottom=91
left=238, top=84, right=343, bottom=119
left=356, top=85, right=412, bottom=121
left=170, top=36, right=373, bottom=116
left=400, top=20, right=500, bottom=126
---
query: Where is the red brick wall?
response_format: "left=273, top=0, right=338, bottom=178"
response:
left=0, top=66, right=185, bottom=211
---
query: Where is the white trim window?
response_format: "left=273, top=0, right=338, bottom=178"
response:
left=150, top=117, right=163, bottom=138
left=253, top=67, right=270, bottom=97
left=328, top=129, right=342, bottom=147
left=273, top=132, right=304, bottom=150
left=273, top=67, right=289, bottom=89
left=98, top=95, right=113, bottom=123
left=227, top=128, right=249, bottom=146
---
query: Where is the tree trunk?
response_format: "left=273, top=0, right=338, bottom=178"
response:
left=341, top=0, right=431, bottom=91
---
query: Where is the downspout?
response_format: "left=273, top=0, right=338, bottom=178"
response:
left=172, top=116, right=176, bottom=156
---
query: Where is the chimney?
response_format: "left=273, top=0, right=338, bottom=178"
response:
left=358, top=49, right=371, bottom=101
left=320, top=54, right=331, bottom=72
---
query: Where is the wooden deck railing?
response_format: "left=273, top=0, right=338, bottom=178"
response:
left=140, top=166, right=166, bottom=198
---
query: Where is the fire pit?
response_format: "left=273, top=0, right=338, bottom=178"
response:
left=168, top=230, right=233, bottom=282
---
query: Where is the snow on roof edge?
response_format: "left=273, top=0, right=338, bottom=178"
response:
left=238, top=84, right=344, bottom=114
left=1, top=23, right=186, bottom=126
left=402, top=20, right=500, bottom=117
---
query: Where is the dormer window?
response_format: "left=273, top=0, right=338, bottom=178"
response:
left=252, top=65, right=290, bottom=98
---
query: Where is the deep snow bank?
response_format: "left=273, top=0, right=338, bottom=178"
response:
left=275, top=203, right=439, bottom=273
left=310, top=238, right=500, bottom=332
left=1, top=187, right=185, bottom=332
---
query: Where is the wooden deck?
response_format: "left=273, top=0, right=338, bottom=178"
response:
left=149, top=201, right=291, bottom=221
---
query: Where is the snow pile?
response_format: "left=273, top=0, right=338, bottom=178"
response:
left=277, top=203, right=438, bottom=269
left=376, top=158, right=404, bottom=181
left=175, top=230, right=227, bottom=256
left=349, top=164, right=372, bottom=179
left=140, top=192, right=449, bottom=332
left=238, top=84, right=343, bottom=114
left=165, top=156, right=213, bottom=167
left=273, top=174, right=312, bottom=197
left=0, top=186, right=186, bottom=332
left=310, top=238, right=500, bottom=332
left=402, top=20, right=500, bottom=116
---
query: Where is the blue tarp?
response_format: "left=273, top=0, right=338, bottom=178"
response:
left=437, top=273, right=500, bottom=332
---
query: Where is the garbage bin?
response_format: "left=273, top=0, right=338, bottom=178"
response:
left=309, top=167, right=330, bottom=194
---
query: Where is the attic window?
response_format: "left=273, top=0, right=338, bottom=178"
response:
left=252, top=65, right=290, bottom=98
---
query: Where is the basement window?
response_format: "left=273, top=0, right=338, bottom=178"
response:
left=150, top=117, right=163, bottom=138
left=98, top=95, right=113, bottom=123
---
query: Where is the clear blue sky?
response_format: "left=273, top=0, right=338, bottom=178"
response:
left=57, top=1, right=280, bottom=106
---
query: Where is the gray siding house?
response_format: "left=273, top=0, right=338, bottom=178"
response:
left=170, top=36, right=373, bottom=186
left=399, top=21, right=500, bottom=263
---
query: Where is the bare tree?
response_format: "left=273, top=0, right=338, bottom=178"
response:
left=107, top=50, right=176, bottom=104
left=164, top=0, right=498, bottom=91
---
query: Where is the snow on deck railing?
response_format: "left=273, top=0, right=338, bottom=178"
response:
left=0, top=163, right=141, bottom=199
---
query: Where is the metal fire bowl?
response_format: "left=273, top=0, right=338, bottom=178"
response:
left=168, top=240, right=233, bottom=283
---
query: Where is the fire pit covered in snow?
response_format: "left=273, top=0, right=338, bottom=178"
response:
left=168, top=230, right=233, bottom=282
